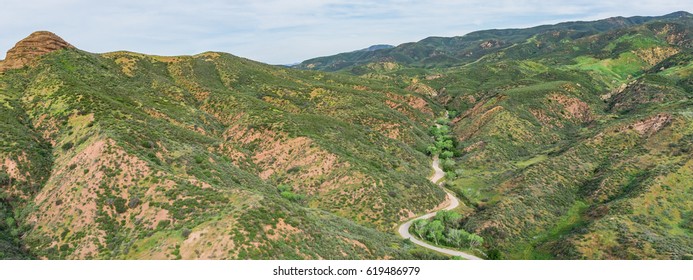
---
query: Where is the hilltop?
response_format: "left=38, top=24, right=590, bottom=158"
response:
left=0, top=31, right=74, bottom=72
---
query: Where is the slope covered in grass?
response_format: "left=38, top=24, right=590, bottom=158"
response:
left=0, top=34, right=448, bottom=259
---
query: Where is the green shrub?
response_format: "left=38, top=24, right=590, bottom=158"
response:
left=61, top=142, right=74, bottom=151
left=0, top=172, right=9, bottom=186
left=114, top=197, right=127, bottom=214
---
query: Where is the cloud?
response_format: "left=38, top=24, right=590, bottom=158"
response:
left=0, top=0, right=691, bottom=64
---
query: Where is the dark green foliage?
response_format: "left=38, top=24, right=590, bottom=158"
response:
left=61, top=142, right=73, bottom=151
left=181, top=228, right=192, bottom=239
left=0, top=172, right=9, bottom=186
left=156, top=220, right=171, bottom=230
left=113, top=197, right=127, bottom=214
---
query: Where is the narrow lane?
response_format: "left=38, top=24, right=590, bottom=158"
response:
left=397, top=156, right=482, bottom=260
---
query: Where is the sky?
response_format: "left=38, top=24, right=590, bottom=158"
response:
left=1, top=0, right=691, bottom=65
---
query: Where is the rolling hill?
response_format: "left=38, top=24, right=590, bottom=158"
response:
left=0, top=32, right=446, bottom=259
left=298, top=11, right=692, bottom=259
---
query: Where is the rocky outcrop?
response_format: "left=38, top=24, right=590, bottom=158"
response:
left=0, top=31, right=73, bottom=72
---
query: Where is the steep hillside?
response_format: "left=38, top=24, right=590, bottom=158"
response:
left=0, top=32, right=446, bottom=259
left=331, top=13, right=692, bottom=259
left=296, top=11, right=691, bottom=72
left=294, top=11, right=693, bottom=259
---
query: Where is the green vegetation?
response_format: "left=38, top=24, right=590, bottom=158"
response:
left=0, top=35, right=445, bottom=259
left=298, top=11, right=693, bottom=259
left=0, top=11, right=691, bottom=260
left=410, top=210, right=483, bottom=249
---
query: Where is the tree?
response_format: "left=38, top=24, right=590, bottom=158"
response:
left=412, top=219, right=428, bottom=239
left=440, top=150, right=454, bottom=159
left=442, top=159, right=456, bottom=171
left=467, top=233, right=484, bottom=248
left=426, top=145, right=438, bottom=155
left=426, top=220, right=445, bottom=245
left=446, top=228, right=465, bottom=247
left=435, top=210, right=461, bottom=227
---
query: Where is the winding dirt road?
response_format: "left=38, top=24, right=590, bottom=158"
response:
left=397, top=157, right=482, bottom=260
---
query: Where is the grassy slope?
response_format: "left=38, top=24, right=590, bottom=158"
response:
left=0, top=47, right=447, bottom=259
left=304, top=15, right=693, bottom=259
left=447, top=19, right=692, bottom=259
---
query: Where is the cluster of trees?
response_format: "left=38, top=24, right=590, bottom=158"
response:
left=426, top=118, right=463, bottom=180
left=411, top=210, right=483, bottom=249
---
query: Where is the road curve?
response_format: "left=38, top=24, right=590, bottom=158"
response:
left=397, top=156, right=482, bottom=260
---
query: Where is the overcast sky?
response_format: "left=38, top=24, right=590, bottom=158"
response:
left=1, top=0, right=691, bottom=64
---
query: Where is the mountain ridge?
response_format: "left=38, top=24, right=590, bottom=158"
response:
left=295, top=11, right=692, bottom=71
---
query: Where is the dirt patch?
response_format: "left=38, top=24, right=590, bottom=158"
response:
left=179, top=216, right=239, bottom=259
left=32, top=113, right=60, bottom=146
left=264, top=218, right=303, bottom=241
left=2, top=156, right=26, bottom=182
left=530, top=108, right=563, bottom=128
left=463, top=141, right=486, bottom=153
left=338, top=236, right=371, bottom=254
left=548, top=94, right=593, bottom=123
left=630, top=114, right=672, bottom=136
left=385, top=92, right=433, bottom=116
left=398, top=208, right=416, bottom=221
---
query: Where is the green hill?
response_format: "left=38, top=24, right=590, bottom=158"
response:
left=0, top=32, right=447, bottom=259
left=306, top=12, right=692, bottom=259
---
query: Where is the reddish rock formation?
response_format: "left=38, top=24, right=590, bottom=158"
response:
left=0, top=31, right=74, bottom=72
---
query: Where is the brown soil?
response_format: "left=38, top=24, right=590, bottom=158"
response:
left=549, top=94, right=593, bottom=123
left=263, top=218, right=303, bottom=241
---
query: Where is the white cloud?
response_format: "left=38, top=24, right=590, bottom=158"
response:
left=0, top=0, right=691, bottom=64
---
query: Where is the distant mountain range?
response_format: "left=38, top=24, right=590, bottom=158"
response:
left=295, top=11, right=692, bottom=71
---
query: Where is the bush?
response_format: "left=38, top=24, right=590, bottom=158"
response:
left=194, top=154, right=205, bottom=164
left=181, top=228, right=192, bottom=239
left=280, top=191, right=304, bottom=202
left=487, top=248, right=503, bottom=260
left=141, top=141, right=154, bottom=149
left=114, top=197, right=127, bottom=214
left=128, top=197, right=141, bottom=209
left=156, top=220, right=171, bottom=230
left=0, top=172, right=9, bottom=186
left=61, top=142, right=74, bottom=151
